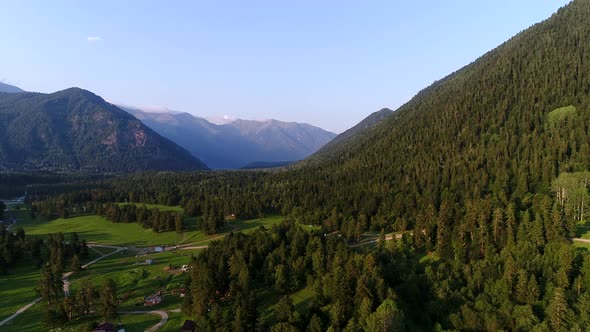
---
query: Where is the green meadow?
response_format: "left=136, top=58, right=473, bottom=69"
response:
left=19, top=213, right=284, bottom=247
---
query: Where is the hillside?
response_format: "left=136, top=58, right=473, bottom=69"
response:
left=294, top=0, right=590, bottom=204
left=306, top=107, right=393, bottom=164
left=0, top=82, right=25, bottom=93
left=0, top=88, right=207, bottom=172
left=125, top=107, right=336, bottom=169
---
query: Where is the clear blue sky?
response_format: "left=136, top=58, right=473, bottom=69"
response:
left=1, top=1, right=571, bottom=133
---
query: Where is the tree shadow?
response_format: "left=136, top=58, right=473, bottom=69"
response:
left=576, top=221, right=590, bottom=238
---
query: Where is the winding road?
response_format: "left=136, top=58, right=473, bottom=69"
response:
left=120, top=310, right=168, bottom=332
left=0, top=244, right=126, bottom=328
left=0, top=298, right=41, bottom=326
left=0, top=240, right=185, bottom=331
left=62, top=245, right=126, bottom=297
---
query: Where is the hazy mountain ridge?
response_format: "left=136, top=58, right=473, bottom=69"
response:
left=0, top=82, right=25, bottom=93
left=123, top=107, right=336, bottom=169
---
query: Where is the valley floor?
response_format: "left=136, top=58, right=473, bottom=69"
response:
left=3, top=203, right=589, bottom=331
left=0, top=205, right=283, bottom=331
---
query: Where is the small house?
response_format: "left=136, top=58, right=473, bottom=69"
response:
left=146, top=259, right=154, bottom=265
left=93, top=322, right=115, bottom=332
left=144, top=294, right=163, bottom=306
left=181, top=320, right=196, bottom=332
left=154, top=246, right=164, bottom=253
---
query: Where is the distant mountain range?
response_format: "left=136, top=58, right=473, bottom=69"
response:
left=122, top=107, right=336, bottom=169
left=0, top=88, right=207, bottom=172
left=0, top=82, right=336, bottom=170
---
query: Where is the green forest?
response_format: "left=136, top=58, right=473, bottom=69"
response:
left=3, top=0, right=590, bottom=331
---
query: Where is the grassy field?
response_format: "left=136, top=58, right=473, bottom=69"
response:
left=0, top=251, right=197, bottom=332
left=0, top=212, right=284, bottom=330
left=576, top=223, right=590, bottom=239
left=0, top=302, right=162, bottom=332
left=160, top=312, right=193, bottom=332
left=0, top=263, right=41, bottom=322
left=0, top=210, right=283, bottom=329
left=258, top=285, right=315, bottom=325
left=23, top=215, right=193, bottom=247
left=69, top=250, right=195, bottom=312
left=115, top=202, right=184, bottom=213
left=0, top=301, right=44, bottom=332
left=0, top=250, right=102, bottom=323
left=19, top=214, right=283, bottom=247
left=573, top=240, right=590, bottom=251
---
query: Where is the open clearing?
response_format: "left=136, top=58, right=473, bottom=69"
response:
left=115, top=203, right=184, bottom=213
left=20, top=214, right=284, bottom=247
left=0, top=264, right=41, bottom=322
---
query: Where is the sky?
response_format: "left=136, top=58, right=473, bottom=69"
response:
left=1, top=1, right=571, bottom=133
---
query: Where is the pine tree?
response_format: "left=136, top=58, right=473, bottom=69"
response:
left=526, top=275, right=540, bottom=305
left=505, top=203, right=517, bottom=246
left=175, top=213, right=184, bottom=233
left=575, top=291, right=590, bottom=328
left=514, top=270, right=528, bottom=304
left=365, top=299, right=405, bottom=332
left=63, top=296, right=76, bottom=321
left=71, top=255, right=81, bottom=274
left=100, top=279, right=118, bottom=320
left=547, top=287, right=569, bottom=331
left=275, top=296, right=294, bottom=323
left=77, top=279, right=94, bottom=317
left=358, top=296, right=373, bottom=328
left=307, top=314, right=323, bottom=332
left=492, top=208, right=504, bottom=246
left=233, top=304, right=247, bottom=332
left=80, top=240, right=89, bottom=258
left=39, top=266, right=53, bottom=304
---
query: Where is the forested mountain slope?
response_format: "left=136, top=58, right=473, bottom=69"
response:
left=294, top=0, right=590, bottom=211
left=0, top=88, right=207, bottom=172
left=305, top=108, right=393, bottom=164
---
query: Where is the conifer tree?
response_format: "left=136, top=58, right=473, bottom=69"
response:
left=547, top=287, right=569, bottom=331
left=100, top=279, right=118, bottom=320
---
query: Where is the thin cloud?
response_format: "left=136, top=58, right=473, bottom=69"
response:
left=87, top=36, right=103, bottom=42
